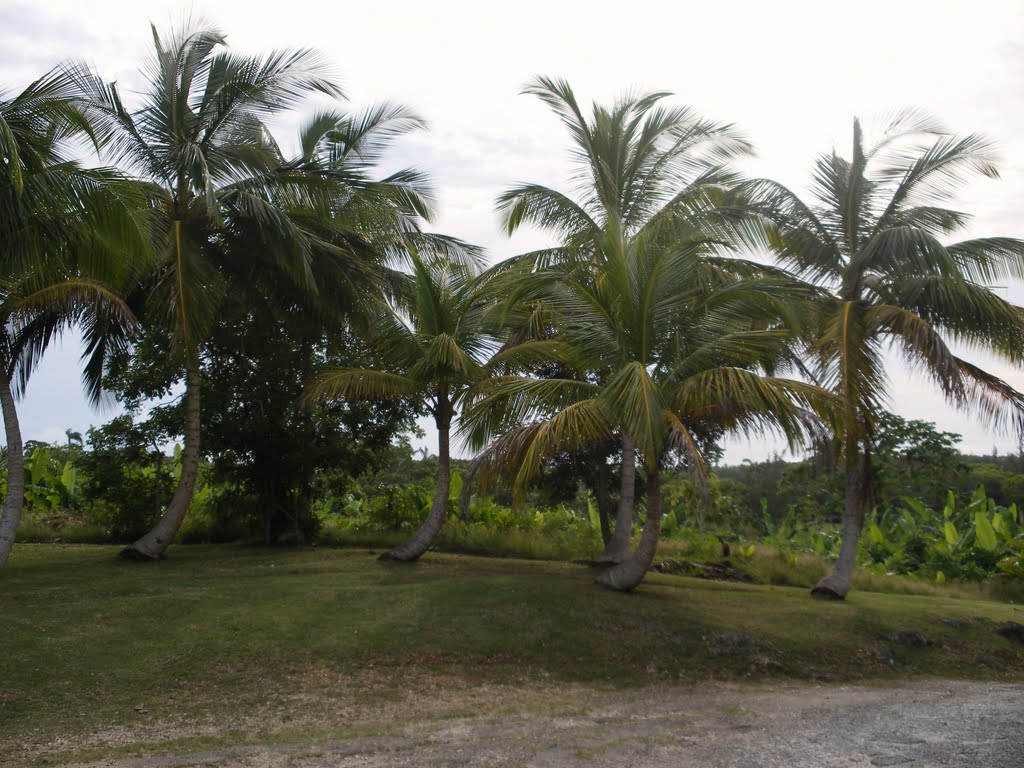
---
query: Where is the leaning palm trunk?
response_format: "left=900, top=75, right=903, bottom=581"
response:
left=595, top=466, right=662, bottom=591
left=120, top=363, right=202, bottom=560
left=812, top=441, right=868, bottom=599
left=0, top=368, right=25, bottom=571
left=596, top=435, right=636, bottom=563
left=381, top=420, right=451, bottom=562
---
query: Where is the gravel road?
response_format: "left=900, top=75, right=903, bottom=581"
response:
left=68, top=681, right=1024, bottom=768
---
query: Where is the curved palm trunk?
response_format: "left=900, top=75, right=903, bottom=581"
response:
left=812, top=439, right=868, bottom=599
left=595, top=464, right=661, bottom=591
left=596, top=435, right=636, bottom=563
left=381, top=407, right=451, bottom=562
left=0, top=369, right=25, bottom=572
left=119, top=363, right=202, bottom=560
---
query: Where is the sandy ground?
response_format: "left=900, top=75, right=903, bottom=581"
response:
left=61, top=681, right=1024, bottom=768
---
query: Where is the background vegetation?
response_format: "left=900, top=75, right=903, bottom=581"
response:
left=9, top=409, right=1024, bottom=599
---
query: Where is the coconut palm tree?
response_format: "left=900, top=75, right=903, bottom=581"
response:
left=465, top=220, right=834, bottom=591
left=0, top=67, right=148, bottom=570
left=74, top=20, right=355, bottom=559
left=489, top=76, right=762, bottom=563
left=739, top=113, right=1024, bottom=599
left=305, top=250, right=493, bottom=561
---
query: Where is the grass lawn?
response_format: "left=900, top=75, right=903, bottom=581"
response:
left=2, top=543, right=1023, bottom=764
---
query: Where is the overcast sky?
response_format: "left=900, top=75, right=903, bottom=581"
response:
left=4, top=0, right=1024, bottom=463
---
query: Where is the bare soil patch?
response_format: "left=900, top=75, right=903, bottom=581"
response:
left=45, top=680, right=1024, bottom=768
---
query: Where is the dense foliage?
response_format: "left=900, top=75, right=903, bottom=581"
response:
left=7, top=410, right=1024, bottom=598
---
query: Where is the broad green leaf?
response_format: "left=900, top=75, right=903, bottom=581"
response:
left=868, top=522, right=886, bottom=546
left=904, top=498, right=929, bottom=521
left=448, top=472, right=463, bottom=502
left=975, top=511, right=998, bottom=551
left=944, top=520, right=959, bottom=548
left=997, top=556, right=1024, bottom=576
left=970, top=484, right=987, bottom=508
left=61, top=462, right=77, bottom=498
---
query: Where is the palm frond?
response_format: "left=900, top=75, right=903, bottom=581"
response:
left=304, top=368, right=419, bottom=404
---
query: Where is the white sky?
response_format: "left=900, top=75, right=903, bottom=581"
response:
left=4, top=0, right=1024, bottom=462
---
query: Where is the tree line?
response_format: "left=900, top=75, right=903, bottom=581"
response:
left=3, top=20, right=1024, bottom=599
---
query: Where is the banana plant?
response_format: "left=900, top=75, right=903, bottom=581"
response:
left=21, top=448, right=79, bottom=513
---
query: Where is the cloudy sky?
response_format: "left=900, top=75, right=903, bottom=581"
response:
left=4, top=0, right=1024, bottom=462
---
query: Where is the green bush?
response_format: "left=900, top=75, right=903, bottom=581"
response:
left=314, top=483, right=602, bottom=561
left=176, top=484, right=252, bottom=544
left=16, top=510, right=108, bottom=544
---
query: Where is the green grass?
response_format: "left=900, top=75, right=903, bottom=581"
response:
left=318, top=517, right=604, bottom=561
left=3, top=543, right=1024, bottom=765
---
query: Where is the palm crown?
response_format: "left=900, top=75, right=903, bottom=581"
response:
left=741, top=113, right=1024, bottom=434
left=307, top=251, right=492, bottom=427
left=0, top=67, right=147, bottom=570
left=79, top=20, right=345, bottom=358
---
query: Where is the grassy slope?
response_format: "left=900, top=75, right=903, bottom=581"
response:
left=2, top=544, right=1023, bottom=763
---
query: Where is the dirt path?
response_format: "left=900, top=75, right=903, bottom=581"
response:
left=66, top=681, right=1023, bottom=768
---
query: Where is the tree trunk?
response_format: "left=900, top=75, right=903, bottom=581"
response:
left=0, top=368, right=25, bottom=572
left=119, top=363, right=202, bottom=560
left=812, top=438, right=868, bottom=599
left=596, top=435, right=635, bottom=563
left=595, top=464, right=662, bottom=591
left=381, top=404, right=451, bottom=562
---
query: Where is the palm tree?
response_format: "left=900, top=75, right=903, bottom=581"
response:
left=739, top=113, right=1024, bottom=599
left=306, top=250, right=492, bottom=561
left=75, top=20, right=351, bottom=559
left=466, top=222, right=833, bottom=591
left=488, top=77, right=758, bottom=563
left=0, top=68, right=147, bottom=570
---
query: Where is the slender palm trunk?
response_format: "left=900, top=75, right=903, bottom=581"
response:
left=595, top=464, right=661, bottom=591
left=119, top=363, right=202, bottom=560
left=381, top=401, right=451, bottom=562
left=596, top=435, right=635, bottom=563
left=0, top=368, right=25, bottom=571
left=812, top=438, right=868, bottom=599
